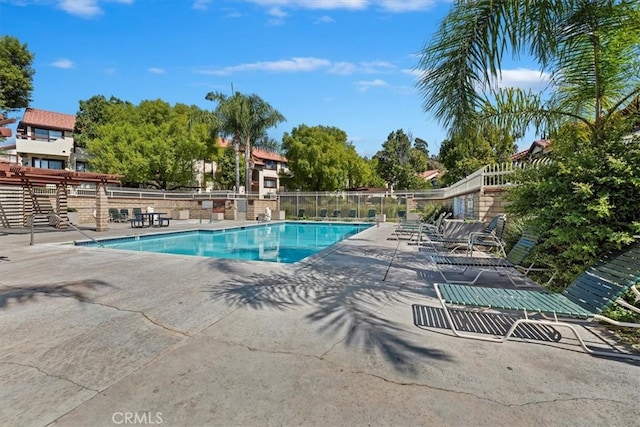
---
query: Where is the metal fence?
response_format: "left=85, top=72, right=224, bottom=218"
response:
left=24, top=160, right=544, bottom=221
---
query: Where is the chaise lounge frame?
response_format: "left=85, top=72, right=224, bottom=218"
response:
left=432, top=242, right=640, bottom=359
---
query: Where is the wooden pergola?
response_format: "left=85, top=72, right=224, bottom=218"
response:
left=0, top=162, right=121, bottom=231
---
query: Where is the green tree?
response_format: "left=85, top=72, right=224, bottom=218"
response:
left=215, top=147, right=246, bottom=190
left=86, top=100, right=212, bottom=189
left=0, top=36, right=35, bottom=115
left=438, top=124, right=516, bottom=185
left=507, top=121, right=640, bottom=286
left=282, top=125, right=365, bottom=191
left=74, top=95, right=129, bottom=148
left=374, top=129, right=430, bottom=190
left=417, top=0, right=640, bottom=147
left=205, top=91, right=285, bottom=194
left=417, top=0, right=640, bottom=286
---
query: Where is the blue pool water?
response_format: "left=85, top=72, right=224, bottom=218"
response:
left=76, top=222, right=372, bottom=263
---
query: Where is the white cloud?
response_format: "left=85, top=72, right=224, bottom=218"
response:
left=247, top=0, right=368, bottom=11
left=56, top=0, right=133, bottom=18
left=359, top=60, right=395, bottom=73
left=315, top=15, right=335, bottom=24
left=148, top=67, right=167, bottom=74
left=196, top=57, right=332, bottom=75
left=50, top=58, right=74, bottom=69
left=246, top=0, right=435, bottom=12
left=329, top=62, right=357, bottom=75
left=58, top=0, right=101, bottom=17
left=197, top=57, right=399, bottom=76
left=192, top=0, right=211, bottom=10
left=494, top=68, right=550, bottom=90
left=378, top=0, right=436, bottom=12
left=355, top=78, right=388, bottom=92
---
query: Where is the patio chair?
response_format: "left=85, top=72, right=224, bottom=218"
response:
left=297, top=209, right=306, bottom=220
left=331, top=209, right=341, bottom=219
left=318, top=208, right=328, bottom=220
left=129, top=207, right=145, bottom=228
left=108, top=208, right=124, bottom=223
left=426, top=231, right=545, bottom=286
left=431, top=241, right=640, bottom=359
left=348, top=209, right=357, bottom=220
left=119, top=208, right=129, bottom=222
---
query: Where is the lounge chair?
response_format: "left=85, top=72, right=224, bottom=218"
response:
left=366, top=209, right=376, bottom=221
left=395, top=212, right=448, bottom=241
left=426, top=232, right=544, bottom=286
left=119, top=208, right=129, bottom=222
left=318, top=208, right=328, bottom=220
left=108, top=208, right=125, bottom=223
left=331, top=209, right=341, bottom=219
left=297, top=209, right=306, bottom=220
left=347, top=209, right=357, bottom=220
left=419, top=214, right=506, bottom=255
left=431, top=241, right=640, bottom=359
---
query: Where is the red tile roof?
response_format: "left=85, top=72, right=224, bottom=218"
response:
left=419, top=170, right=440, bottom=180
left=218, top=138, right=287, bottom=162
left=19, top=108, right=76, bottom=131
left=0, top=127, right=11, bottom=137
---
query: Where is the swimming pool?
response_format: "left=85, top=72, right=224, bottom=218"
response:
left=76, top=222, right=372, bottom=263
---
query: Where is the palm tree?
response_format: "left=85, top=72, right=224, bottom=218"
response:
left=416, top=0, right=640, bottom=143
left=205, top=91, right=285, bottom=194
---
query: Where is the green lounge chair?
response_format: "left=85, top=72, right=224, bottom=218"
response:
left=331, top=209, right=341, bottom=219
left=426, top=231, right=543, bottom=286
left=348, top=209, right=357, bottom=220
left=419, top=214, right=506, bottom=256
left=318, top=208, right=328, bottom=220
left=297, top=209, right=306, bottom=220
left=108, top=208, right=124, bottom=223
left=366, top=209, right=376, bottom=221
left=431, top=241, right=640, bottom=359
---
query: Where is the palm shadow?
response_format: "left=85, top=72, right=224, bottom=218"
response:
left=207, top=248, right=453, bottom=374
left=0, top=279, right=114, bottom=308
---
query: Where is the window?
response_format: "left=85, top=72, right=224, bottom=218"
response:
left=33, top=128, right=63, bottom=141
left=265, top=160, right=277, bottom=170
left=33, top=158, right=64, bottom=170
left=264, top=178, right=278, bottom=188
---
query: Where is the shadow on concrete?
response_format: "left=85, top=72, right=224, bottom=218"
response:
left=207, top=247, right=454, bottom=374
left=0, top=279, right=113, bottom=308
left=412, top=304, right=562, bottom=342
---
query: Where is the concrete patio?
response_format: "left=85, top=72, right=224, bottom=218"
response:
left=1, top=221, right=638, bottom=426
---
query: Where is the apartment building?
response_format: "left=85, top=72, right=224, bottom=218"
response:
left=2, top=107, right=90, bottom=172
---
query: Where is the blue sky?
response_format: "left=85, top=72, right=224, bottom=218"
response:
left=1, top=0, right=547, bottom=157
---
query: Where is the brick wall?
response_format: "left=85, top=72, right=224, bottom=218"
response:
left=478, top=188, right=508, bottom=223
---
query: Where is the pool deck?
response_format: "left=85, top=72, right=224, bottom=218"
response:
left=1, top=220, right=639, bottom=426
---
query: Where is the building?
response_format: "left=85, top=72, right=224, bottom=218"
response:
left=2, top=108, right=90, bottom=172
left=215, top=139, right=288, bottom=196
left=4, top=108, right=288, bottom=197
left=511, top=139, right=552, bottom=162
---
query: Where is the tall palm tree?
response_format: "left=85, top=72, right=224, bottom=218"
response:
left=417, top=0, right=640, bottom=143
left=206, top=91, right=285, bottom=194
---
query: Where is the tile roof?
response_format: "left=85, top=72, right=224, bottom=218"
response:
left=218, top=138, right=287, bottom=162
left=419, top=170, right=440, bottom=180
left=19, top=108, right=76, bottom=131
left=0, top=127, right=12, bottom=137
